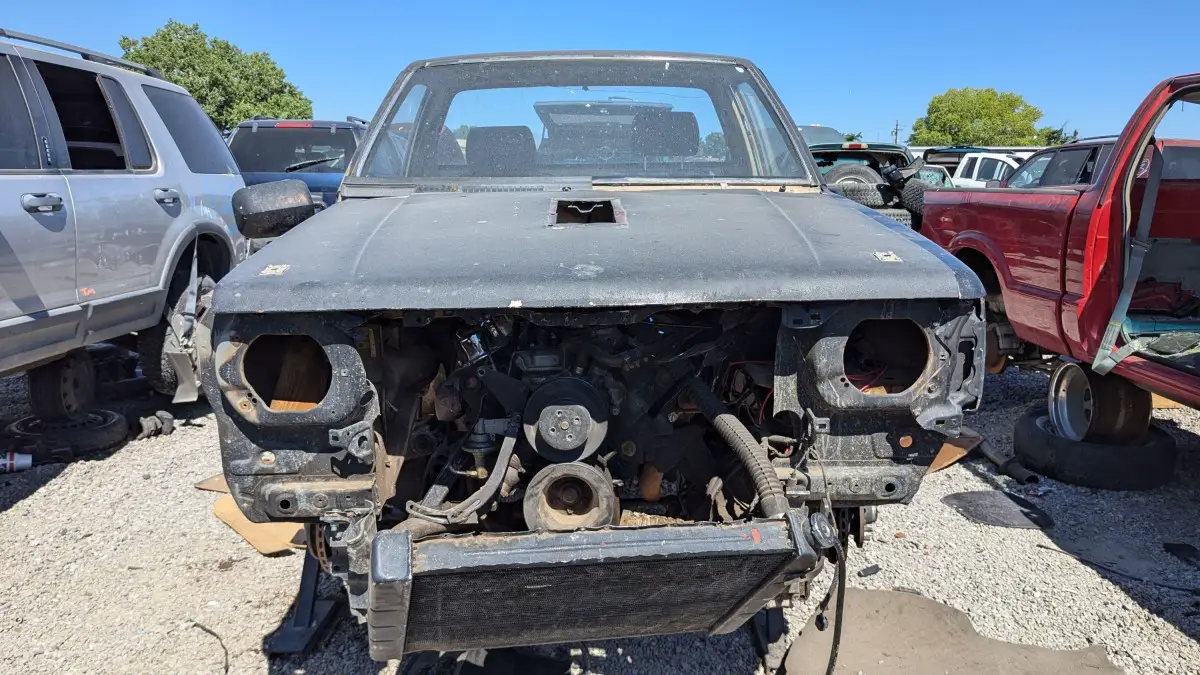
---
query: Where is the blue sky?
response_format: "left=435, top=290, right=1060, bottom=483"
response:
left=4, top=0, right=1199, bottom=142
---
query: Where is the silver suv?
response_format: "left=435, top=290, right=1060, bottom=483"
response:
left=0, top=30, right=246, bottom=419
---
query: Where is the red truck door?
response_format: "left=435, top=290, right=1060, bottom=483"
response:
left=1078, top=74, right=1200, bottom=362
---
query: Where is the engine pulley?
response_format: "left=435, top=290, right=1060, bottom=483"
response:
left=523, top=378, right=608, bottom=462
left=523, top=462, right=618, bottom=531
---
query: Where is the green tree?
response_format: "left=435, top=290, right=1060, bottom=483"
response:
left=1037, top=125, right=1080, bottom=145
left=453, top=125, right=472, bottom=140
left=119, top=20, right=312, bottom=130
left=843, top=132, right=864, bottom=142
left=909, top=88, right=1043, bottom=146
left=699, top=131, right=726, bottom=158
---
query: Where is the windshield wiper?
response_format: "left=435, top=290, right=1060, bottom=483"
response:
left=283, top=156, right=338, bottom=172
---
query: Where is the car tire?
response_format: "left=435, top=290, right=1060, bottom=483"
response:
left=138, top=273, right=215, bottom=397
left=876, top=208, right=913, bottom=227
left=825, top=163, right=885, bottom=185
left=900, top=178, right=933, bottom=214
left=27, top=349, right=95, bottom=421
left=835, top=182, right=895, bottom=208
left=1013, top=406, right=1178, bottom=491
left=7, top=409, right=128, bottom=456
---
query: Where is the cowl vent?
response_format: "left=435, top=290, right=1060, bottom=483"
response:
left=550, top=199, right=626, bottom=227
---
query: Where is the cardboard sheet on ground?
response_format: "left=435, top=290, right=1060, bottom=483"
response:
left=926, top=426, right=983, bottom=474
left=1152, top=393, right=1181, bottom=409
left=783, top=588, right=1123, bottom=675
left=197, top=473, right=304, bottom=554
left=211, top=494, right=305, bottom=555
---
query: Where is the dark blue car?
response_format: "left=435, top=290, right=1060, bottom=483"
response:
left=227, top=117, right=368, bottom=207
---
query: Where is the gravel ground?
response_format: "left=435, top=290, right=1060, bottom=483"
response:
left=1, top=367, right=1198, bottom=674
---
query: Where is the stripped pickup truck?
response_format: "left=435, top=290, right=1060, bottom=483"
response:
left=203, top=51, right=986, bottom=665
left=922, top=74, right=1200, bottom=448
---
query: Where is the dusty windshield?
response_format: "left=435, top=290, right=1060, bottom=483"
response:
left=357, top=58, right=810, bottom=183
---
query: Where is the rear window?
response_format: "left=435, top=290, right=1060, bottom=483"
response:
left=1162, top=144, right=1200, bottom=179
left=229, top=126, right=358, bottom=174
left=142, top=85, right=239, bottom=175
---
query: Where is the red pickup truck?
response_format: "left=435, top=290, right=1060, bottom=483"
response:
left=921, top=74, right=1200, bottom=454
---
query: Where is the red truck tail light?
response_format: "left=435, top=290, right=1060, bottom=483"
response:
left=842, top=142, right=868, bottom=149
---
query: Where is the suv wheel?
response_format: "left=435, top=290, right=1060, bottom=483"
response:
left=138, top=273, right=215, bottom=397
left=27, top=349, right=96, bottom=421
left=27, top=348, right=96, bottom=417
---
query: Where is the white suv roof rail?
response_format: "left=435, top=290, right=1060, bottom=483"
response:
left=0, top=28, right=164, bottom=79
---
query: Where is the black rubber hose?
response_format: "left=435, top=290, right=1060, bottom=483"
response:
left=685, top=378, right=789, bottom=517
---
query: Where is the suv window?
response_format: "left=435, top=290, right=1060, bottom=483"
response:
left=142, top=85, right=239, bottom=175
left=98, top=77, right=152, bottom=170
left=1008, top=153, right=1052, bottom=188
left=960, top=157, right=977, bottom=178
left=997, top=162, right=1015, bottom=180
left=1041, top=147, right=1091, bottom=186
left=230, top=127, right=358, bottom=173
left=0, top=56, right=39, bottom=170
left=34, top=61, right=127, bottom=170
left=977, top=158, right=1002, bottom=181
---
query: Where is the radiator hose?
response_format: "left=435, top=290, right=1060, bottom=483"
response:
left=685, top=378, right=789, bottom=518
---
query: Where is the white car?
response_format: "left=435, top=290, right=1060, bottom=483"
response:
left=952, top=152, right=1024, bottom=187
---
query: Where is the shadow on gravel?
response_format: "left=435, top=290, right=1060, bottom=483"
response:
left=960, top=407, right=1200, bottom=644
left=0, top=433, right=131, bottom=514
left=0, top=386, right=213, bottom=514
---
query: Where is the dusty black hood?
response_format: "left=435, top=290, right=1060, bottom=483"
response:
left=214, top=189, right=984, bottom=313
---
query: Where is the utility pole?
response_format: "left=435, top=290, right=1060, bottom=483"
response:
left=892, top=120, right=901, bottom=144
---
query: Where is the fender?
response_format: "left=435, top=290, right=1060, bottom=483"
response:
left=947, top=233, right=1014, bottom=300
left=154, top=219, right=238, bottom=293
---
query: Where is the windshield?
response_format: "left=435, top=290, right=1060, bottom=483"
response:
left=798, top=125, right=846, bottom=146
left=357, top=58, right=810, bottom=183
left=229, top=127, right=357, bottom=173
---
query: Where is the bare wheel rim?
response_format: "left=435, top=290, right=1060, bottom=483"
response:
left=1048, top=362, right=1093, bottom=442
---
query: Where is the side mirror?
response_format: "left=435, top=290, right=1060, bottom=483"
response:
left=232, top=179, right=317, bottom=239
left=984, top=180, right=1002, bottom=189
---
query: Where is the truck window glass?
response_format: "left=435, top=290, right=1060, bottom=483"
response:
left=98, top=76, right=152, bottom=170
left=230, top=127, right=358, bottom=173
left=1094, top=144, right=1114, bottom=180
left=360, top=60, right=807, bottom=181
left=142, top=85, right=239, bottom=175
left=365, top=84, right=426, bottom=177
left=960, top=157, right=977, bottom=178
left=0, top=56, right=39, bottom=170
left=34, top=61, right=126, bottom=170
left=997, top=162, right=1014, bottom=180
left=1040, top=148, right=1091, bottom=186
left=1007, top=153, right=1052, bottom=188
left=1162, top=144, right=1200, bottom=179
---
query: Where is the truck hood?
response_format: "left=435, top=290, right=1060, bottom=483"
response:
left=214, top=189, right=984, bottom=314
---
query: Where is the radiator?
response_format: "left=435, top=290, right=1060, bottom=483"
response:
left=368, top=514, right=817, bottom=660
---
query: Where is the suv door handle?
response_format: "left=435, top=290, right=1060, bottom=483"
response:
left=21, top=193, right=64, bottom=213
left=154, top=188, right=180, bottom=205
